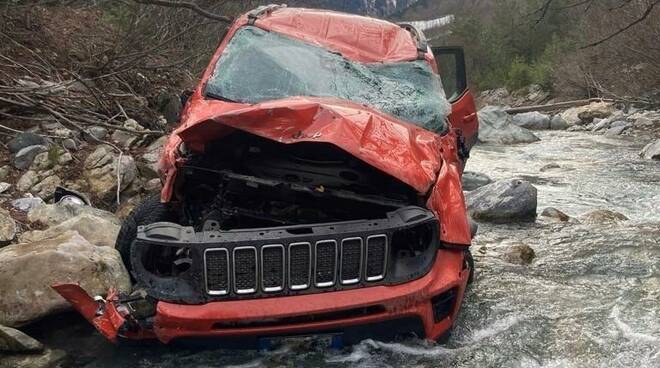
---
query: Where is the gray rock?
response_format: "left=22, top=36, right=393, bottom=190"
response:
left=465, top=179, right=538, bottom=222
left=540, top=163, right=560, bottom=172
left=0, top=348, right=66, bottom=368
left=7, top=133, right=47, bottom=154
left=579, top=209, right=628, bottom=224
left=85, top=126, right=108, bottom=142
left=592, top=118, right=611, bottom=131
left=11, top=197, right=44, bottom=212
left=640, top=139, right=660, bottom=160
left=140, top=136, right=168, bottom=177
left=0, top=231, right=130, bottom=327
left=549, top=115, right=569, bottom=130
left=83, top=145, right=137, bottom=198
left=111, top=129, right=138, bottom=148
left=16, top=171, right=40, bottom=193
left=477, top=106, right=541, bottom=144
left=462, top=171, right=492, bottom=191
left=62, top=138, right=78, bottom=151
left=560, top=102, right=615, bottom=126
left=12, top=145, right=48, bottom=170
left=609, top=120, right=629, bottom=128
left=504, top=244, right=536, bottom=265
left=29, top=175, right=61, bottom=199
left=20, top=213, right=120, bottom=248
left=27, top=201, right=120, bottom=228
left=0, top=182, right=10, bottom=194
left=540, top=207, right=570, bottom=222
left=605, top=124, right=630, bottom=136
left=512, top=111, right=550, bottom=130
left=0, top=325, right=43, bottom=353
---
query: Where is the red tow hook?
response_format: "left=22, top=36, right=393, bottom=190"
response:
left=52, top=283, right=154, bottom=343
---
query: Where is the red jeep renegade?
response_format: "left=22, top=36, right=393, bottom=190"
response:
left=55, top=5, right=479, bottom=347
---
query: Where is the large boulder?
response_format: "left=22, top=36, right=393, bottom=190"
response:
left=462, top=171, right=492, bottom=191
left=0, top=231, right=130, bottom=327
left=640, top=139, right=660, bottom=160
left=466, top=179, right=538, bottom=222
left=511, top=111, right=550, bottom=130
left=27, top=201, right=120, bottom=228
left=477, top=106, right=540, bottom=144
left=549, top=115, right=569, bottom=130
left=20, top=213, right=120, bottom=248
left=83, top=145, right=137, bottom=198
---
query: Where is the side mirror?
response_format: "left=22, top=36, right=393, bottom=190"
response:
left=431, top=47, right=468, bottom=102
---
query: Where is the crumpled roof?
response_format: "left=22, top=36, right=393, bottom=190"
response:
left=255, top=7, right=420, bottom=63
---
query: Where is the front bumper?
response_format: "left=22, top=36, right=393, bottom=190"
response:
left=53, top=248, right=469, bottom=344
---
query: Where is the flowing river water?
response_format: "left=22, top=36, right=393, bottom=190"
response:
left=27, top=130, right=660, bottom=367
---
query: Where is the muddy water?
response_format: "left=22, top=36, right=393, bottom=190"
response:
left=34, top=131, right=660, bottom=367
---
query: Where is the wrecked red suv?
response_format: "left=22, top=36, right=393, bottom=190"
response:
left=55, top=5, right=479, bottom=347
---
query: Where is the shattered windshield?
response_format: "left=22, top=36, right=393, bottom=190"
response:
left=205, top=26, right=451, bottom=132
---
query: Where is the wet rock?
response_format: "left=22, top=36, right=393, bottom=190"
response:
left=540, top=207, right=570, bottom=222
left=477, top=106, right=541, bottom=144
left=0, top=348, right=67, bottom=368
left=592, top=118, right=611, bottom=131
left=0, top=231, right=130, bottom=327
left=16, top=171, right=40, bottom=193
left=560, top=102, right=615, bottom=125
left=7, top=133, right=47, bottom=154
left=640, top=139, right=660, bottom=160
left=504, top=244, right=536, bottom=265
left=12, top=145, right=48, bottom=170
left=20, top=213, right=119, bottom=248
left=83, top=145, right=137, bottom=198
left=11, top=197, right=44, bottom=212
left=605, top=123, right=630, bottom=136
left=0, top=182, right=10, bottom=194
left=465, top=179, right=537, bottom=222
left=85, top=126, right=108, bottom=142
left=0, top=325, right=43, bottom=353
left=27, top=201, right=120, bottom=227
left=462, top=171, right=492, bottom=191
left=549, top=115, right=569, bottom=130
left=512, top=111, right=550, bottom=130
left=579, top=209, right=628, bottom=224
left=540, top=163, right=560, bottom=172
left=0, top=210, right=17, bottom=245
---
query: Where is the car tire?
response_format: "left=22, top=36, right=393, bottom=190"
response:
left=115, top=193, right=177, bottom=274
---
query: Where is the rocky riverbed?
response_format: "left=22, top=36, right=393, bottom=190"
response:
left=0, top=100, right=658, bottom=367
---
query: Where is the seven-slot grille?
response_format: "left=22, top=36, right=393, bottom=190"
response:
left=204, top=235, right=388, bottom=296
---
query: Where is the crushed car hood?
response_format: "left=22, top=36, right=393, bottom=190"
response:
left=174, top=97, right=444, bottom=194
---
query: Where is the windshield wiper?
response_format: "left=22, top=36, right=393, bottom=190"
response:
left=205, top=90, right=238, bottom=103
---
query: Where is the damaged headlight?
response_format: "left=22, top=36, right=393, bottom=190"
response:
left=387, top=220, right=440, bottom=283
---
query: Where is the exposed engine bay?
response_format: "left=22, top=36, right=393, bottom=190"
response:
left=174, top=132, right=424, bottom=230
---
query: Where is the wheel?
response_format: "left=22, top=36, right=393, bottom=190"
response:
left=115, top=193, right=176, bottom=273
left=464, top=250, right=475, bottom=285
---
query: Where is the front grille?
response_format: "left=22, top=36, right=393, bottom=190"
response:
left=340, top=237, right=363, bottom=285
left=233, top=247, right=257, bottom=294
left=205, top=249, right=229, bottom=295
left=204, top=235, right=387, bottom=298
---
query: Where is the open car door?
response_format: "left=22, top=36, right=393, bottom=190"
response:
left=432, top=47, right=478, bottom=155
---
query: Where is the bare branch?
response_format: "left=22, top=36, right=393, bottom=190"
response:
left=134, top=0, right=234, bottom=23
left=581, top=0, right=660, bottom=48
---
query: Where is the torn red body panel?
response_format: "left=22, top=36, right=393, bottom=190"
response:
left=58, top=6, right=479, bottom=346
